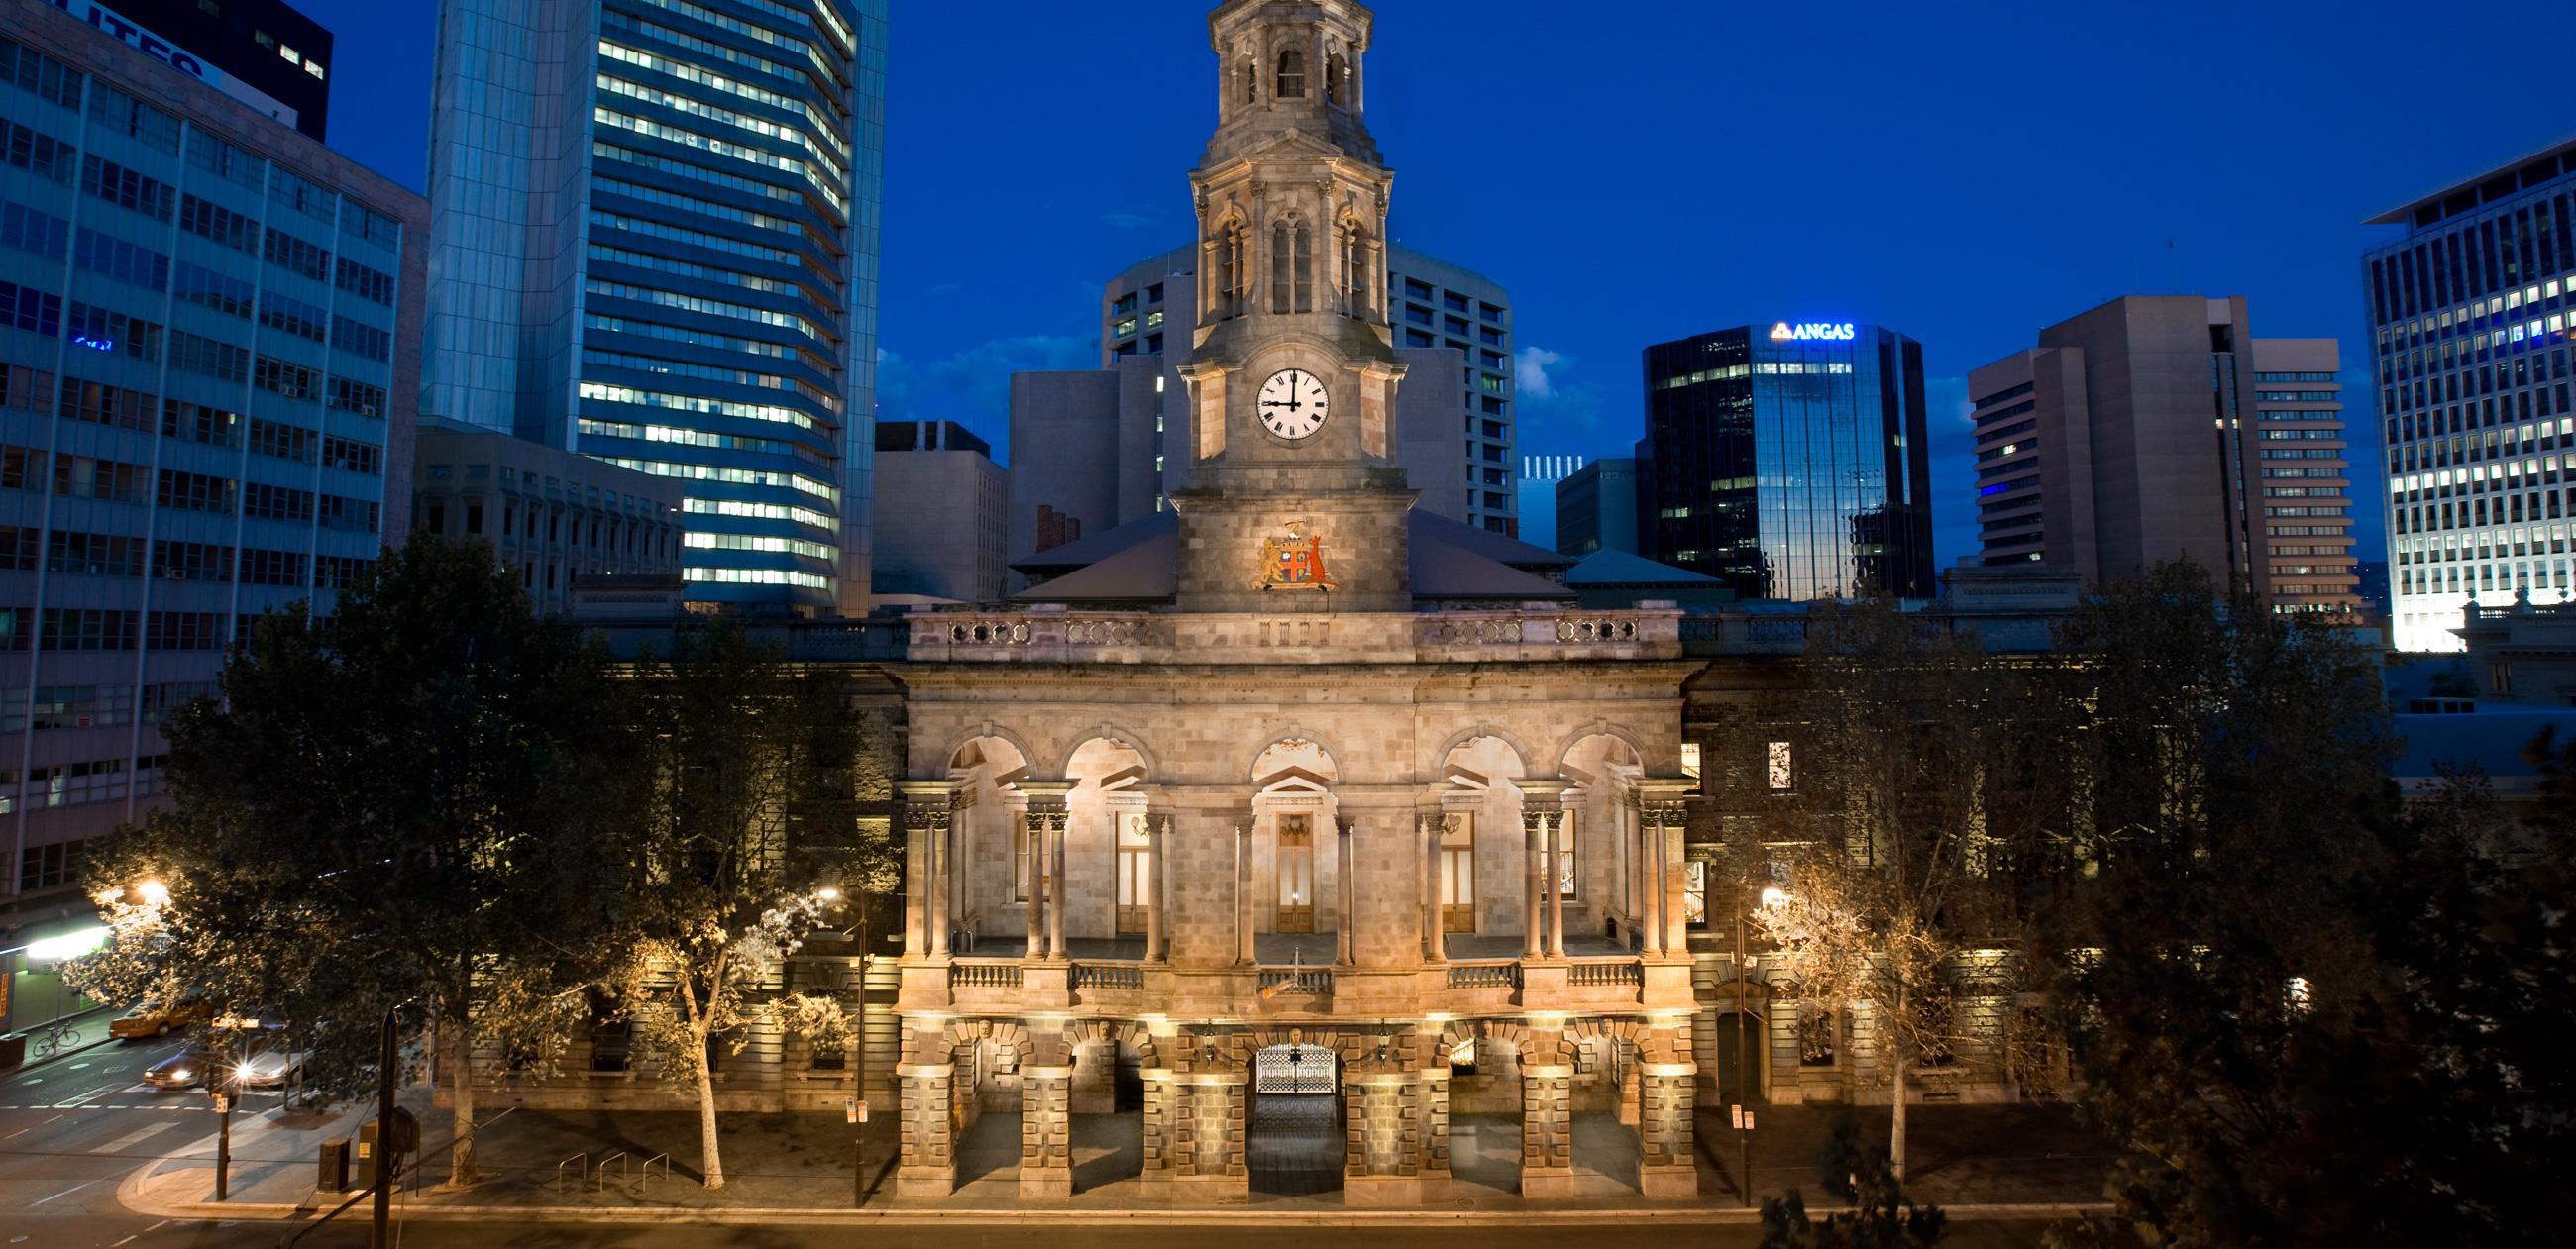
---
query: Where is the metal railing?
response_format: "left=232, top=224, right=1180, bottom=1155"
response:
left=551, top=1151, right=588, bottom=1192
left=593, top=1150, right=628, bottom=1192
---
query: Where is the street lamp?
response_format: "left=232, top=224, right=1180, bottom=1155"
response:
left=1734, top=880, right=1792, bottom=1207
left=136, top=879, right=171, bottom=909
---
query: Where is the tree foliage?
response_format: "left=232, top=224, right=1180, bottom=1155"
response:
left=600, top=622, right=855, bottom=1188
left=67, top=535, right=640, bottom=1182
left=1753, top=596, right=2076, bottom=1176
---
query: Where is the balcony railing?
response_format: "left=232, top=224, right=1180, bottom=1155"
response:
left=1446, top=961, right=1521, bottom=990
left=1071, top=962, right=1143, bottom=991
left=1566, top=959, right=1644, bottom=989
left=1256, top=966, right=1333, bottom=998
left=950, top=960, right=1022, bottom=989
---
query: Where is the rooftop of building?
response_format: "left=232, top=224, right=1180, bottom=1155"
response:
left=876, top=420, right=994, bottom=459
left=2366, top=130, right=2576, bottom=229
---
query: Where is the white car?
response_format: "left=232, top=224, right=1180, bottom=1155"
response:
left=234, top=1048, right=307, bottom=1089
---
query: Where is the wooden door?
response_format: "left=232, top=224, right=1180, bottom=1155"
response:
left=1275, top=814, right=1315, bottom=933
left=1439, top=814, right=1476, bottom=932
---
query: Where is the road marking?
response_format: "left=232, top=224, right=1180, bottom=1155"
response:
left=92, top=1120, right=178, bottom=1154
left=32, top=1177, right=99, bottom=1205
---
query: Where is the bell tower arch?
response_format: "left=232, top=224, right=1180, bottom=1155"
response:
left=1175, top=0, right=1414, bottom=613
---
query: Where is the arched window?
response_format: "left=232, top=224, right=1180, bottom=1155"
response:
left=1293, top=221, right=1314, bottom=312
left=1337, top=220, right=1369, bottom=317
left=1276, top=49, right=1307, bottom=99
left=1271, top=221, right=1294, bottom=314
left=1326, top=53, right=1347, bottom=106
left=1213, top=221, right=1244, bottom=319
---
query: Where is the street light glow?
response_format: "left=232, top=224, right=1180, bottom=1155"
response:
left=814, top=885, right=842, bottom=902
left=1760, top=886, right=1789, bottom=910
left=138, top=879, right=171, bottom=908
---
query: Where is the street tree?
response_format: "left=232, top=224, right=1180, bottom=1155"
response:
left=67, top=535, right=639, bottom=1186
left=1752, top=597, right=2074, bottom=1180
left=604, top=623, right=856, bottom=1189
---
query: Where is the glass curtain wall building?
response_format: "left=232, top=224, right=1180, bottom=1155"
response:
left=0, top=3, right=421, bottom=956
left=1643, top=323, right=1934, bottom=601
left=423, top=0, right=885, bottom=614
left=2365, top=138, right=2576, bottom=653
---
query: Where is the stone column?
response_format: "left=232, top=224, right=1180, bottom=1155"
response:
left=1138, top=1069, right=1177, bottom=1188
left=895, top=1062, right=957, bottom=1197
left=1637, top=1061, right=1700, bottom=1198
left=1521, top=810, right=1545, bottom=961
left=1544, top=812, right=1566, bottom=959
left=1021, top=809, right=1044, bottom=959
left=1342, top=1071, right=1427, bottom=1206
left=894, top=782, right=952, bottom=960
left=1420, top=813, right=1447, bottom=965
left=1643, top=802, right=1668, bottom=957
left=1236, top=820, right=1257, bottom=966
left=1018, top=1064, right=1074, bottom=1197
left=1145, top=813, right=1169, bottom=964
left=1047, top=806, right=1068, bottom=960
left=901, top=804, right=928, bottom=959
left=1520, top=1063, right=1577, bottom=1198
left=1336, top=815, right=1356, bottom=967
left=1423, top=1065, right=1453, bottom=1180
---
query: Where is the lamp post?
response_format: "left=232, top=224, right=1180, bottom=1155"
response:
left=1734, top=875, right=1752, bottom=1207
left=371, top=998, right=414, bottom=1249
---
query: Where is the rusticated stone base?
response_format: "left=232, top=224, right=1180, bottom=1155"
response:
left=1640, top=1163, right=1697, bottom=1199
left=1344, top=1174, right=1423, bottom=1206
left=1520, top=1165, right=1578, bottom=1198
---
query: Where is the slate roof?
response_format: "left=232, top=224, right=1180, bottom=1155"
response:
left=1009, top=508, right=1576, bottom=604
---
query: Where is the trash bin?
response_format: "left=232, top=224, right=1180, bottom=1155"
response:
left=318, top=1138, right=351, bottom=1192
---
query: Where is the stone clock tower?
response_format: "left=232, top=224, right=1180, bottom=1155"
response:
left=1170, top=0, right=1415, bottom=613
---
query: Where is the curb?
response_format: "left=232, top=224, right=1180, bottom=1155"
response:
left=119, top=1160, right=2109, bottom=1227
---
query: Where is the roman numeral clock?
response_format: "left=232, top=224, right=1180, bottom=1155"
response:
left=1258, top=369, right=1330, bottom=441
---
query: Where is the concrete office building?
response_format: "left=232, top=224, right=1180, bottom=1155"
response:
left=0, top=0, right=422, bottom=1001
left=1017, top=239, right=1515, bottom=569
left=1516, top=454, right=1579, bottom=551
left=1971, top=297, right=2359, bottom=615
left=1644, top=323, right=1935, bottom=600
left=871, top=419, right=1005, bottom=604
left=410, top=418, right=684, bottom=617
left=2365, top=139, right=2576, bottom=652
left=1556, top=455, right=1645, bottom=558
left=61, top=0, right=337, bottom=141
left=421, top=0, right=887, bottom=615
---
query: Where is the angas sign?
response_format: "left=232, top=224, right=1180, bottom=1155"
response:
left=48, top=1, right=302, bottom=130
left=1769, top=321, right=1857, bottom=343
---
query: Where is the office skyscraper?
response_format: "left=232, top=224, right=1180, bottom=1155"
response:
left=422, top=0, right=886, bottom=614
left=0, top=0, right=421, bottom=978
left=2365, top=139, right=2576, bottom=652
left=1642, top=322, right=1934, bottom=600
left=1971, top=296, right=2359, bottom=615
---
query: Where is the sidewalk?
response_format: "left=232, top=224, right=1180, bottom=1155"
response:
left=121, top=1096, right=2116, bottom=1226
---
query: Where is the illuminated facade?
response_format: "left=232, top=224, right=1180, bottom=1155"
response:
left=2366, top=139, right=2576, bottom=652
left=1643, top=323, right=1935, bottom=601
left=421, top=0, right=886, bottom=613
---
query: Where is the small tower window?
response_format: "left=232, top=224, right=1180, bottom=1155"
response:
left=1271, top=221, right=1294, bottom=314
left=1326, top=53, right=1348, bottom=106
left=1270, top=219, right=1314, bottom=314
left=1294, top=221, right=1314, bottom=312
left=1338, top=221, right=1370, bottom=317
left=1276, top=50, right=1307, bottom=99
left=1240, top=57, right=1257, bottom=106
left=1214, top=221, right=1245, bottom=319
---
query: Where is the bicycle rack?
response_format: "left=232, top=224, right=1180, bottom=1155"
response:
left=637, top=1153, right=672, bottom=1188
left=551, top=1152, right=588, bottom=1192
left=593, top=1151, right=628, bottom=1192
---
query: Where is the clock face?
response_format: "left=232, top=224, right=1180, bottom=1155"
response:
left=1257, top=368, right=1330, bottom=441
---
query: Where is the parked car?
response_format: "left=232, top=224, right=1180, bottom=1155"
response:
left=111, top=999, right=212, bottom=1041
left=143, top=1048, right=218, bottom=1091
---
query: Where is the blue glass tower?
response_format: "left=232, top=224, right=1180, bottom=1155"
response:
left=423, top=0, right=885, bottom=613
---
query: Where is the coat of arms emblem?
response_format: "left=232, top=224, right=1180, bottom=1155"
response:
left=1256, top=519, right=1336, bottom=591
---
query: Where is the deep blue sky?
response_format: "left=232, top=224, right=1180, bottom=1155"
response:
left=298, top=0, right=2575, bottom=569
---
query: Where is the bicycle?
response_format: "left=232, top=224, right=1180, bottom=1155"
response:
left=30, top=1022, right=81, bottom=1061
